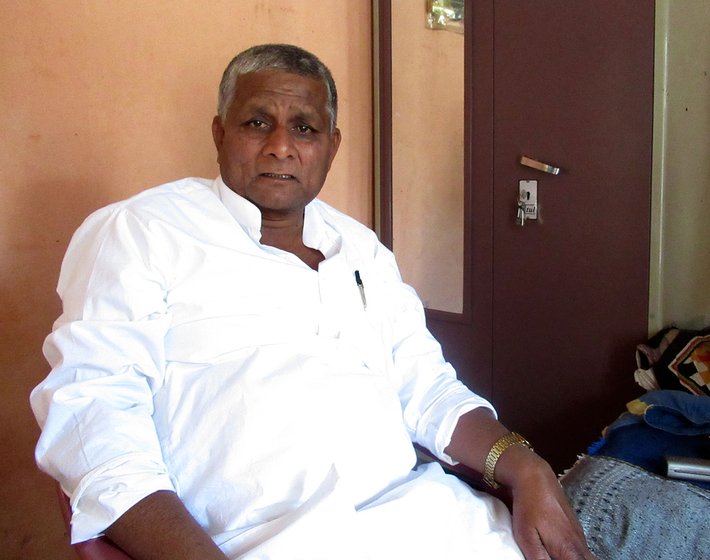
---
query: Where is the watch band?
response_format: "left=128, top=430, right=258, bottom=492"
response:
left=483, top=432, right=533, bottom=489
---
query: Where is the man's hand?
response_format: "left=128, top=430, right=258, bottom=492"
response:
left=445, top=409, right=597, bottom=560
left=505, top=452, right=597, bottom=560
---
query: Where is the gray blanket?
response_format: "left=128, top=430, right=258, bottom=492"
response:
left=560, top=455, right=709, bottom=559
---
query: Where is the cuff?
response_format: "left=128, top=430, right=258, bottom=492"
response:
left=69, top=452, right=176, bottom=543
left=414, top=380, right=497, bottom=465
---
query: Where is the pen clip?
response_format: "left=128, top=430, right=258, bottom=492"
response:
left=354, top=270, right=367, bottom=310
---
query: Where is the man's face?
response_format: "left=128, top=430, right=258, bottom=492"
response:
left=212, top=70, right=341, bottom=220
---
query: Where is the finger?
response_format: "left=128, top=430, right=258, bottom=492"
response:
left=553, top=484, right=590, bottom=545
left=513, top=526, right=551, bottom=560
left=538, top=530, right=598, bottom=560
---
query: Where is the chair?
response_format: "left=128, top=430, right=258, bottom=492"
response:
left=57, top=485, right=133, bottom=560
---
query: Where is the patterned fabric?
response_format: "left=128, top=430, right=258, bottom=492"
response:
left=560, top=456, right=710, bottom=560
left=635, top=327, right=710, bottom=396
left=669, top=335, right=710, bottom=395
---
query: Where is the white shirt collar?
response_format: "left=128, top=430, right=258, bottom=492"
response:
left=213, top=176, right=263, bottom=242
left=212, top=176, right=341, bottom=259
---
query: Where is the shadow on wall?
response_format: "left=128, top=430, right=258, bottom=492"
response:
left=1, top=59, right=219, bottom=560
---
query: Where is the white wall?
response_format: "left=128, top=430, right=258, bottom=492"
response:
left=650, top=0, right=710, bottom=332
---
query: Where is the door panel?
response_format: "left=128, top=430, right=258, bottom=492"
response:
left=491, top=1, right=654, bottom=471
left=429, top=0, right=655, bottom=472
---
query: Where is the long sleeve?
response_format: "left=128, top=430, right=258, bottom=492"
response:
left=368, top=241, right=496, bottom=464
left=31, top=205, right=175, bottom=542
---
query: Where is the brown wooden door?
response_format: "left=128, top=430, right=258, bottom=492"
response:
left=428, top=0, right=655, bottom=472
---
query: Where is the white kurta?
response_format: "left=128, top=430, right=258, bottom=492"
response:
left=31, top=177, right=523, bottom=559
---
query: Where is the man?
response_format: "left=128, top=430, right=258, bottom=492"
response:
left=31, top=44, right=594, bottom=559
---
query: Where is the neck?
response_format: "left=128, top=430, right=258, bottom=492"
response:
left=260, top=214, right=324, bottom=270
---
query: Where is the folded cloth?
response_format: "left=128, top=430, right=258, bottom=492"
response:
left=587, top=390, right=710, bottom=489
left=588, top=423, right=710, bottom=489
left=607, top=389, right=710, bottom=437
left=560, top=455, right=710, bottom=560
left=635, top=327, right=710, bottom=396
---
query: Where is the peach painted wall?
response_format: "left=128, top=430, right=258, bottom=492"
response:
left=391, top=1, right=464, bottom=313
left=0, top=2, right=371, bottom=557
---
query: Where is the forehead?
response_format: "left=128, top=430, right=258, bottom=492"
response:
left=229, top=70, right=329, bottom=118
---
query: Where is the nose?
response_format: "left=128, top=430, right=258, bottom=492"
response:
left=262, top=125, right=295, bottom=159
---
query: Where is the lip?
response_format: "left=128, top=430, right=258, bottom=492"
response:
left=259, top=172, right=297, bottom=181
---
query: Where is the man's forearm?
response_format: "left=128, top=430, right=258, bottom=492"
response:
left=445, top=408, right=517, bottom=473
left=104, top=490, right=228, bottom=560
left=445, top=407, right=552, bottom=490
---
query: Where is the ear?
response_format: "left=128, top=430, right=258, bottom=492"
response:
left=211, top=116, right=225, bottom=158
left=326, top=127, right=342, bottom=171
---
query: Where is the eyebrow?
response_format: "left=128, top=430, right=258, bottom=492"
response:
left=241, top=101, right=327, bottom=127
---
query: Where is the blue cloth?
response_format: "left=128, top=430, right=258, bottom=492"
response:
left=607, top=390, right=710, bottom=436
left=588, top=390, right=710, bottom=489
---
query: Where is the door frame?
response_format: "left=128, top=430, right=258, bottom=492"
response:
left=373, top=0, right=495, bottom=394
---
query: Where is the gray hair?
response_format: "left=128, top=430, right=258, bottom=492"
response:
left=217, top=44, right=338, bottom=130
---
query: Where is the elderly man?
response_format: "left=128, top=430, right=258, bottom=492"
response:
left=31, top=44, right=594, bottom=559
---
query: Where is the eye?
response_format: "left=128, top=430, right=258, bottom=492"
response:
left=246, top=119, right=268, bottom=129
left=294, top=124, right=315, bottom=135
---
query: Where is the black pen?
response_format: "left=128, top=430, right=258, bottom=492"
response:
left=354, top=270, right=367, bottom=309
